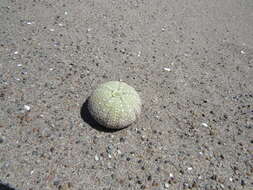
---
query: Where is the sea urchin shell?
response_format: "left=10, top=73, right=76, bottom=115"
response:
left=88, top=81, right=142, bottom=129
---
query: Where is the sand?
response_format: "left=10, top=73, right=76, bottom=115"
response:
left=0, top=0, right=252, bottom=189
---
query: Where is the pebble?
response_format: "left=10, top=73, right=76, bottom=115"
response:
left=94, top=155, right=99, bottom=161
left=0, top=136, right=4, bottom=143
left=164, top=183, right=169, bottom=189
left=24, top=105, right=31, bottom=111
left=120, top=137, right=125, bottom=142
left=164, top=67, right=171, bottom=72
left=107, top=145, right=113, bottom=151
left=201, top=123, right=208, bottom=127
left=32, top=151, right=38, bottom=156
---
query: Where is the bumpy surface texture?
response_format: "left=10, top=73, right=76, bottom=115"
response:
left=88, top=81, right=141, bottom=129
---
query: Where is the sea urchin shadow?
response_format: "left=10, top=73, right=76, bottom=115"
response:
left=80, top=99, right=124, bottom=133
left=0, top=183, right=17, bottom=190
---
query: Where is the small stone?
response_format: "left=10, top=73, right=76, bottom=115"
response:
left=164, top=183, right=169, bottom=188
left=164, top=67, right=171, bottom=72
left=107, top=145, right=113, bottom=150
left=24, top=105, right=31, bottom=111
left=95, top=155, right=99, bottom=161
left=137, top=180, right=142, bottom=184
left=120, top=137, right=125, bottom=142
left=32, top=151, right=38, bottom=156
left=201, top=123, right=208, bottom=127
left=0, top=137, right=4, bottom=143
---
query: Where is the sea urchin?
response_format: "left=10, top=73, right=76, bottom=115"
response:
left=88, top=81, right=142, bottom=129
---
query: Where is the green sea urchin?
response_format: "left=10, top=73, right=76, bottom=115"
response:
left=88, top=81, right=142, bottom=129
